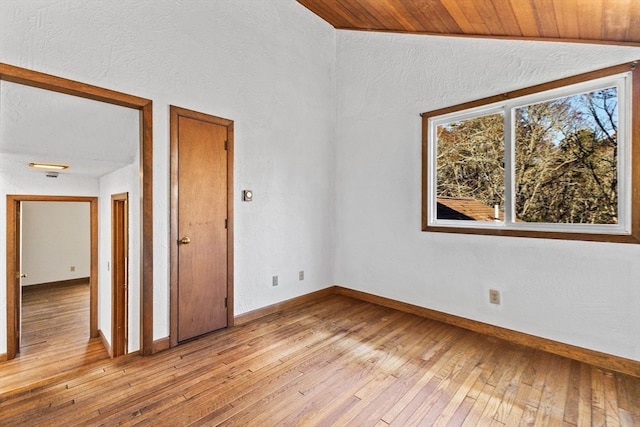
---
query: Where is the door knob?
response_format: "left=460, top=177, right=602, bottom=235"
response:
left=180, top=236, right=191, bottom=244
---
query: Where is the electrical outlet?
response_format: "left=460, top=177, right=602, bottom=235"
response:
left=70, top=266, right=76, bottom=272
left=272, top=275, right=278, bottom=287
left=489, top=289, right=501, bottom=305
left=299, top=270, right=304, bottom=281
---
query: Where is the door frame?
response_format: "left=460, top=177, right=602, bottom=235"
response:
left=1, top=62, right=154, bottom=357
left=169, top=105, right=234, bottom=347
left=6, top=195, right=98, bottom=359
left=111, top=193, right=129, bottom=357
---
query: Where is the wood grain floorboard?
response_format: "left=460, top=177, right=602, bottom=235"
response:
left=0, top=282, right=109, bottom=398
left=1, top=293, right=639, bottom=426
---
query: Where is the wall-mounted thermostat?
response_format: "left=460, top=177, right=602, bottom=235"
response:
left=242, top=190, right=253, bottom=202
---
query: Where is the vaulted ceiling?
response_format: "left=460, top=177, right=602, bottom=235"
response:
left=297, top=0, right=640, bottom=45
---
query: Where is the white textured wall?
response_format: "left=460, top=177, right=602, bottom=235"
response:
left=3, top=0, right=638, bottom=363
left=21, top=201, right=90, bottom=286
left=335, top=31, right=640, bottom=361
left=0, top=0, right=336, bottom=352
left=99, top=162, right=140, bottom=353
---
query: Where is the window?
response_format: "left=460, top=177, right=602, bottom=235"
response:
left=422, top=61, right=640, bottom=243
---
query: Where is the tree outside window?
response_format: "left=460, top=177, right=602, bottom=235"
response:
left=422, top=61, right=639, bottom=243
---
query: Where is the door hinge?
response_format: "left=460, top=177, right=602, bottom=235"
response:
left=224, top=297, right=228, bottom=308
left=225, top=218, right=228, bottom=229
left=224, top=140, right=228, bottom=150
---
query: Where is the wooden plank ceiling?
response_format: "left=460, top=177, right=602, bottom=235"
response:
left=296, top=0, right=640, bottom=45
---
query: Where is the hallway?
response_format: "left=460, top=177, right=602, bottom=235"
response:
left=1, top=281, right=109, bottom=396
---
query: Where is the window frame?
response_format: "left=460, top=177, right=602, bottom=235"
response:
left=421, top=61, right=640, bottom=243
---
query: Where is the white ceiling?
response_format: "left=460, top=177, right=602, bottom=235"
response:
left=0, top=80, right=139, bottom=178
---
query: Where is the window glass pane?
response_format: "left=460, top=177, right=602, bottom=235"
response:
left=436, top=113, right=504, bottom=221
left=514, top=87, right=618, bottom=224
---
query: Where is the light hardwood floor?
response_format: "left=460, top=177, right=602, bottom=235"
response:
left=0, top=282, right=109, bottom=396
left=1, top=289, right=639, bottom=426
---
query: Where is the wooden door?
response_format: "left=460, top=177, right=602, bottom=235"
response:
left=171, top=107, right=233, bottom=343
left=111, top=193, right=128, bottom=356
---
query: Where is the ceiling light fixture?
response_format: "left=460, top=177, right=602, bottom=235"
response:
left=28, top=162, right=69, bottom=170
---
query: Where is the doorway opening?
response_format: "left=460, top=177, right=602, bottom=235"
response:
left=6, top=196, right=101, bottom=360
left=111, top=193, right=129, bottom=357
left=1, top=62, right=154, bottom=358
